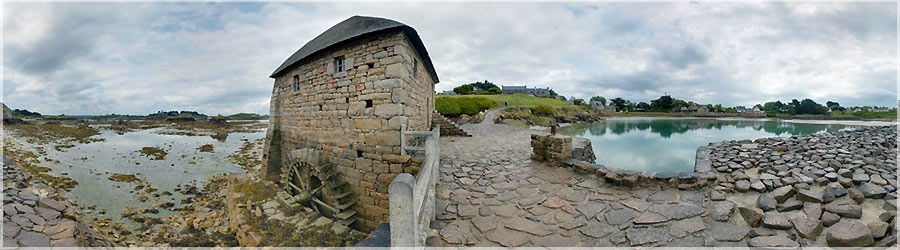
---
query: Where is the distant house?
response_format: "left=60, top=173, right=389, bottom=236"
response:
left=872, top=107, right=890, bottom=112
left=591, top=101, right=616, bottom=113
left=750, top=106, right=763, bottom=113
left=853, top=108, right=863, bottom=112
left=439, top=90, right=456, bottom=95
left=688, top=103, right=699, bottom=111
left=501, top=85, right=552, bottom=96
left=735, top=106, right=747, bottom=113
left=698, top=106, right=710, bottom=113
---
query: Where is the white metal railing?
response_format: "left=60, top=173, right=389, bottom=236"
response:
left=390, top=124, right=440, bottom=247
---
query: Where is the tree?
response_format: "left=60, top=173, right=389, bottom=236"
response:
left=487, top=87, right=501, bottom=94
left=650, top=95, right=675, bottom=111
left=590, top=96, right=607, bottom=106
left=469, top=80, right=498, bottom=91
left=573, top=99, right=586, bottom=106
left=548, top=89, right=558, bottom=97
left=637, top=102, right=651, bottom=110
left=611, top=97, right=627, bottom=110
left=453, top=84, right=474, bottom=95
left=826, top=101, right=840, bottom=108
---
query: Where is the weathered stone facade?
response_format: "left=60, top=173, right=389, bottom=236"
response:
left=263, top=16, right=438, bottom=230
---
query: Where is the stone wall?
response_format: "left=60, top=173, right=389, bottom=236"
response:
left=263, top=31, right=436, bottom=230
left=530, top=134, right=595, bottom=166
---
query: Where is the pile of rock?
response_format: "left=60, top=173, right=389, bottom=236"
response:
left=2, top=157, right=112, bottom=247
left=707, top=126, right=897, bottom=247
left=531, top=134, right=595, bottom=166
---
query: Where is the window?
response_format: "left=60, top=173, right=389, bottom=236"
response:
left=335, top=56, right=345, bottom=72
left=293, top=75, right=301, bottom=92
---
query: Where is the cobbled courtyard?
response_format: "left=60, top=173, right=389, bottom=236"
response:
left=431, top=122, right=897, bottom=247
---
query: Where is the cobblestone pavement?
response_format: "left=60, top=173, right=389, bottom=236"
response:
left=432, top=123, right=896, bottom=247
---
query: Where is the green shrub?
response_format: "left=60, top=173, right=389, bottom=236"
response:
left=436, top=99, right=462, bottom=116
left=435, top=96, right=497, bottom=116
left=530, top=116, right=553, bottom=126
left=530, top=105, right=555, bottom=116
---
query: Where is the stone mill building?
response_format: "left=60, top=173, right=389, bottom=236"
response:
left=263, top=16, right=438, bottom=230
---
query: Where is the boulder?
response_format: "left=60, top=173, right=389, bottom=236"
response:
left=796, top=189, right=823, bottom=203
left=824, top=203, right=862, bottom=219
left=848, top=188, right=865, bottom=204
left=867, top=221, right=889, bottom=239
left=860, top=183, right=887, bottom=199
left=735, top=180, right=751, bottom=192
left=821, top=211, right=841, bottom=227
left=826, top=221, right=874, bottom=247
left=758, top=194, right=777, bottom=211
left=771, top=186, right=795, bottom=203
left=762, top=212, right=792, bottom=230
left=738, top=207, right=764, bottom=227
left=777, top=198, right=803, bottom=212
left=791, top=217, right=823, bottom=239
left=709, top=201, right=735, bottom=222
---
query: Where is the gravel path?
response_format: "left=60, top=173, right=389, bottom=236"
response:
left=480, top=109, right=501, bottom=125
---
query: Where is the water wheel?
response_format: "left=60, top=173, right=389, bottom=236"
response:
left=284, top=149, right=357, bottom=227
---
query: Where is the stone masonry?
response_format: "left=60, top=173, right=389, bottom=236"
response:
left=263, top=16, right=438, bottom=230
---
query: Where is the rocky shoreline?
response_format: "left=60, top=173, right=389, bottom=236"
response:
left=3, top=156, right=113, bottom=247
left=702, top=125, right=897, bottom=247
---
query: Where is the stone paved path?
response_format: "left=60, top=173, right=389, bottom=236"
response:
left=480, top=109, right=501, bottom=125
left=431, top=123, right=896, bottom=247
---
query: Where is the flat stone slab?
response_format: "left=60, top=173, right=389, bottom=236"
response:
left=440, top=220, right=477, bottom=245
left=533, top=234, right=580, bottom=247
left=472, top=216, right=499, bottom=232
left=710, top=221, right=750, bottom=242
left=826, top=221, right=874, bottom=247
left=16, top=231, right=49, bottom=247
left=576, top=201, right=608, bottom=219
left=580, top=222, right=614, bottom=238
left=621, top=199, right=650, bottom=212
left=626, top=227, right=669, bottom=246
left=709, top=201, right=735, bottom=222
left=505, top=217, right=553, bottom=236
left=749, top=235, right=800, bottom=248
left=669, top=217, right=706, bottom=238
left=648, top=203, right=704, bottom=220
left=486, top=228, right=530, bottom=247
left=604, top=208, right=638, bottom=225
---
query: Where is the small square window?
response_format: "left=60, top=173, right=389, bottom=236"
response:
left=335, top=56, right=345, bottom=72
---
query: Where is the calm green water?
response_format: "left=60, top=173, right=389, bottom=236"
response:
left=557, top=118, right=867, bottom=173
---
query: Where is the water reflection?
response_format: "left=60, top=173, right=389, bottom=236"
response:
left=557, top=118, right=860, bottom=173
left=560, top=118, right=854, bottom=138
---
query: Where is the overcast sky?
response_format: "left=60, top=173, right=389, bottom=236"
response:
left=3, top=2, right=897, bottom=115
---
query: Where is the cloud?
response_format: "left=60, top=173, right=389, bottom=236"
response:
left=2, top=2, right=896, bottom=115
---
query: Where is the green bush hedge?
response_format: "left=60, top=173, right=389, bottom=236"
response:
left=530, top=105, right=555, bottom=116
left=436, top=96, right=497, bottom=116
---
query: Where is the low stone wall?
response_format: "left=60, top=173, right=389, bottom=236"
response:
left=532, top=133, right=715, bottom=188
left=530, top=134, right=595, bottom=166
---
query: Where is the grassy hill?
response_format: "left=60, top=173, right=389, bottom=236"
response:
left=439, top=94, right=576, bottom=108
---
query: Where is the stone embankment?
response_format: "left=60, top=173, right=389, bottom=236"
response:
left=3, top=157, right=113, bottom=247
left=703, top=125, right=897, bottom=247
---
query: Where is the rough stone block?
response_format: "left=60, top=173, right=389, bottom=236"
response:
left=375, top=104, right=403, bottom=117
left=354, top=119, right=382, bottom=130
left=374, top=79, right=402, bottom=89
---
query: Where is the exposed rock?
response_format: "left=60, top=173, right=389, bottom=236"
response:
left=471, top=216, right=498, bottom=232
left=777, top=198, right=803, bottom=212
left=762, top=212, right=792, bottom=229
left=803, top=202, right=822, bottom=220
left=757, top=194, right=777, bottom=211
left=709, top=201, right=735, bottom=222
left=796, top=189, right=823, bottom=203
left=440, top=220, right=477, bottom=245
left=505, top=217, right=553, bottom=236
left=824, top=203, right=862, bottom=219
left=821, top=211, right=841, bottom=226
left=749, top=235, right=800, bottom=248
left=848, top=188, right=865, bottom=204
left=709, top=190, right=726, bottom=201
left=791, top=217, right=823, bottom=239
left=16, top=231, right=50, bottom=247
left=735, top=180, right=751, bottom=192
left=709, top=221, right=749, bottom=242
left=738, top=207, right=764, bottom=227
left=860, top=183, right=887, bottom=199
left=826, top=221, right=874, bottom=247
left=771, top=186, right=795, bottom=203
left=485, top=228, right=529, bottom=247
left=867, top=221, right=889, bottom=239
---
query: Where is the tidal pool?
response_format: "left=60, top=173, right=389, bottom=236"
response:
left=557, top=117, right=873, bottom=173
left=4, top=121, right=265, bottom=230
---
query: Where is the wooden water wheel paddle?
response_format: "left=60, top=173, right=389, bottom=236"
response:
left=284, top=149, right=357, bottom=227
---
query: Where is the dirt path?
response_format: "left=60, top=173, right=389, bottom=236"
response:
left=480, top=109, right=501, bottom=125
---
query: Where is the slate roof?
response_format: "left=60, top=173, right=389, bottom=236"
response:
left=270, top=15, right=439, bottom=83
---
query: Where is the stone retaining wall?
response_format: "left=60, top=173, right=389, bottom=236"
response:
left=530, top=134, right=595, bottom=166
